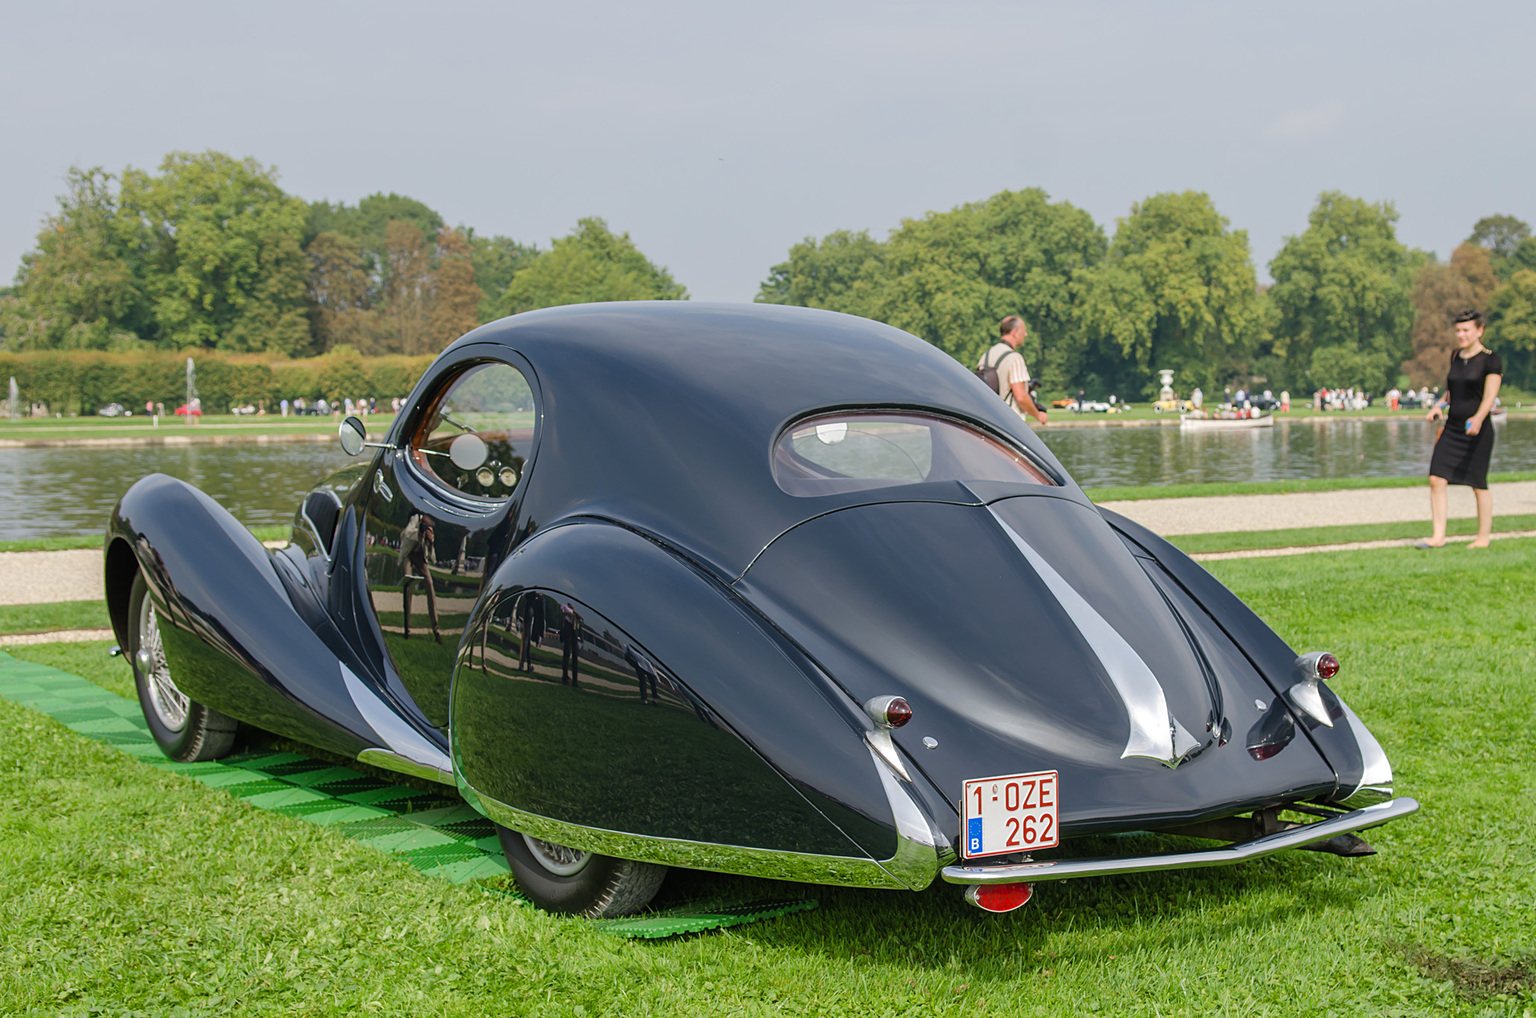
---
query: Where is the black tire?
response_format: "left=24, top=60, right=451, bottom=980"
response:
left=126, top=573, right=238, bottom=763
left=497, top=825, right=666, bottom=918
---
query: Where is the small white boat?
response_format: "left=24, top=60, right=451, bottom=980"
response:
left=1179, top=410, right=1275, bottom=429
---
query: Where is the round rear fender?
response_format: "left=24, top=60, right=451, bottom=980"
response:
left=452, top=519, right=915, bottom=866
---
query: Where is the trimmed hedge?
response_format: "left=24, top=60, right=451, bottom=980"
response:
left=0, top=349, right=435, bottom=415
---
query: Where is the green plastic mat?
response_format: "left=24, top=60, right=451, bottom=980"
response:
left=589, top=899, right=819, bottom=938
left=0, top=650, right=815, bottom=938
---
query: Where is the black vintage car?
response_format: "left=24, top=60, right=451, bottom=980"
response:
left=104, top=303, right=1415, bottom=917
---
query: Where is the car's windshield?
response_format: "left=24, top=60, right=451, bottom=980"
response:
left=772, top=412, right=1056, bottom=496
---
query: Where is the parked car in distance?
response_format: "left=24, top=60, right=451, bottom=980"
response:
left=174, top=403, right=201, bottom=417
left=98, top=403, right=131, bottom=418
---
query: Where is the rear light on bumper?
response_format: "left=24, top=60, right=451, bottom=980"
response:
left=964, top=882, right=1034, bottom=912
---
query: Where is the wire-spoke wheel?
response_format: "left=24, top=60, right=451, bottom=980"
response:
left=127, top=573, right=237, bottom=763
left=497, top=824, right=666, bottom=917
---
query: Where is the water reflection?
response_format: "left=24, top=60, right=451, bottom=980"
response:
left=1, top=418, right=1532, bottom=540
left=0, top=441, right=352, bottom=541
left=1037, top=417, right=1536, bottom=490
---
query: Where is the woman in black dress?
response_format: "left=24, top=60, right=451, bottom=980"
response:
left=1421, top=309, right=1503, bottom=548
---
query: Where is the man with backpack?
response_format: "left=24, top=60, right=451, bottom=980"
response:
left=976, top=316, right=1047, bottom=424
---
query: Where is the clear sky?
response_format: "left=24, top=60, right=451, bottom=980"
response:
left=4, top=0, right=1532, bottom=300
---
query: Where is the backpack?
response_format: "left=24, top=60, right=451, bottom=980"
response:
left=974, top=344, right=1007, bottom=393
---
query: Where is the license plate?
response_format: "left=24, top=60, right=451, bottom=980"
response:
left=961, top=770, right=1059, bottom=858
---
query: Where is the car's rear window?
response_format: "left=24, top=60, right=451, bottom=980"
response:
left=772, top=412, right=1056, bottom=496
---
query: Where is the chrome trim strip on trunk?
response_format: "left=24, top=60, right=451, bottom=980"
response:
left=990, top=511, right=1198, bottom=768
left=940, top=797, right=1418, bottom=885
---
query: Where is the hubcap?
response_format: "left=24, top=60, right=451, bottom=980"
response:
left=137, top=594, right=189, bottom=731
left=522, top=834, right=591, bottom=876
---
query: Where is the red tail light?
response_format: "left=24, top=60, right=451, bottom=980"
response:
left=965, top=882, right=1034, bottom=913
left=1316, top=653, right=1339, bottom=680
left=864, top=695, right=913, bottom=729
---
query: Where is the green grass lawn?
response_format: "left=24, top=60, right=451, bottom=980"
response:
left=1, top=542, right=1533, bottom=1014
left=0, top=600, right=110, bottom=636
left=1169, top=513, right=1536, bottom=555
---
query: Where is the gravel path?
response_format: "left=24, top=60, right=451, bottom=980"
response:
left=1099, top=480, right=1536, bottom=536
left=3, top=482, right=1533, bottom=606
left=0, top=550, right=104, bottom=606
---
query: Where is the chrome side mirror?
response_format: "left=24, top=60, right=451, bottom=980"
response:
left=339, top=415, right=388, bottom=457
left=339, top=416, right=366, bottom=456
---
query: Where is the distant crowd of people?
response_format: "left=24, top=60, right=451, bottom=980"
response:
left=274, top=396, right=412, bottom=418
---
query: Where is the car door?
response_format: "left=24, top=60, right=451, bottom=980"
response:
left=358, top=355, right=539, bottom=729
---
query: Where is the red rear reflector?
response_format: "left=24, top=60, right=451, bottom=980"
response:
left=965, top=882, right=1033, bottom=913
left=884, top=697, right=913, bottom=728
left=1316, top=653, right=1340, bottom=680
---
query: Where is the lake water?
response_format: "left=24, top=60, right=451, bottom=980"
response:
left=1037, top=416, right=1536, bottom=490
left=2, top=417, right=1532, bottom=541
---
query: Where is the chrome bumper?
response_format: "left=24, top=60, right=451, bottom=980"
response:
left=941, top=797, right=1419, bottom=885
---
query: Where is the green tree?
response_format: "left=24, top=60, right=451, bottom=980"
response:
left=0, top=168, right=150, bottom=350
left=500, top=218, right=686, bottom=315
left=427, top=227, right=484, bottom=347
left=305, top=231, right=375, bottom=352
left=869, top=189, right=1105, bottom=384
left=122, top=151, right=310, bottom=354
left=1267, top=191, right=1417, bottom=392
left=1467, top=214, right=1531, bottom=273
left=467, top=232, right=537, bottom=322
left=1077, top=192, right=1262, bottom=395
left=1488, top=268, right=1536, bottom=391
left=756, top=229, right=887, bottom=318
left=379, top=221, right=434, bottom=354
left=1508, top=236, right=1536, bottom=276
left=308, top=193, right=446, bottom=275
left=1403, top=244, right=1497, bottom=387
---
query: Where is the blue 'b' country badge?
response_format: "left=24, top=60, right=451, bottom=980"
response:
left=967, top=817, right=984, bottom=854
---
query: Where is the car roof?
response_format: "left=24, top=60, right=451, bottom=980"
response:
left=448, top=301, right=1081, bottom=579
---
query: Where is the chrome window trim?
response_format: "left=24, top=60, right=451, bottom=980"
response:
left=772, top=407, right=1063, bottom=498
left=399, top=359, right=535, bottom=513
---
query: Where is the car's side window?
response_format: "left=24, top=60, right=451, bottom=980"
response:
left=409, top=362, right=535, bottom=500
